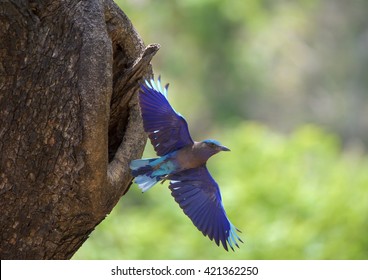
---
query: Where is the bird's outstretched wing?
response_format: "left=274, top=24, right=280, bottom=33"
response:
left=168, top=166, right=242, bottom=251
left=139, top=77, right=194, bottom=156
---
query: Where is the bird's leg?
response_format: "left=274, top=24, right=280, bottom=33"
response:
left=160, top=175, right=169, bottom=184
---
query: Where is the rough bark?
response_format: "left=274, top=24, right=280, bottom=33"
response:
left=0, top=0, right=159, bottom=259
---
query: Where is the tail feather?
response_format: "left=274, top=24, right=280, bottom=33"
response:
left=134, top=175, right=159, bottom=192
left=130, top=158, right=156, bottom=177
left=130, top=158, right=162, bottom=192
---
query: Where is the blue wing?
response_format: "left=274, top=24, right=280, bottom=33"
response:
left=139, top=77, right=194, bottom=156
left=168, top=167, right=242, bottom=251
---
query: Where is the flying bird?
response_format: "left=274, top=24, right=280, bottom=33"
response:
left=129, top=77, right=242, bottom=251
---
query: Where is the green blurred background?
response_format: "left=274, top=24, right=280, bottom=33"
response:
left=74, top=0, right=368, bottom=259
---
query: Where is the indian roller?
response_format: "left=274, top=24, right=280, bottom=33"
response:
left=129, top=77, right=242, bottom=251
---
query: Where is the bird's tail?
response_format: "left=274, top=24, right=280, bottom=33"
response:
left=129, top=158, right=164, bottom=192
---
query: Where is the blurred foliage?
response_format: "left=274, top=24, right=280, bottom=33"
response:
left=74, top=0, right=368, bottom=259
left=74, top=123, right=368, bottom=259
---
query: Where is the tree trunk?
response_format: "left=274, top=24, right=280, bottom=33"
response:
left=0, top=0, right=159, bottom=259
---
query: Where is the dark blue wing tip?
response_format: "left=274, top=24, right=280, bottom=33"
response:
left=223, top=225, right=243, bottom=252
left=208, top=226, right=243, bottom=252
left=139, top=75, right=169, bottom=98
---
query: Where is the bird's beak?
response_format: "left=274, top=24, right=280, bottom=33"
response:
left=219, top=145, right=230, bottom=152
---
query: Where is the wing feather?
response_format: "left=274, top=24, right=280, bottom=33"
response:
left=169, top=167, right=242, bottom=251
left=139, top=78, right=194, bottom=156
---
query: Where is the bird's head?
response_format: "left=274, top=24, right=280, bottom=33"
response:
left=199, top=139, right=230, bottom=157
